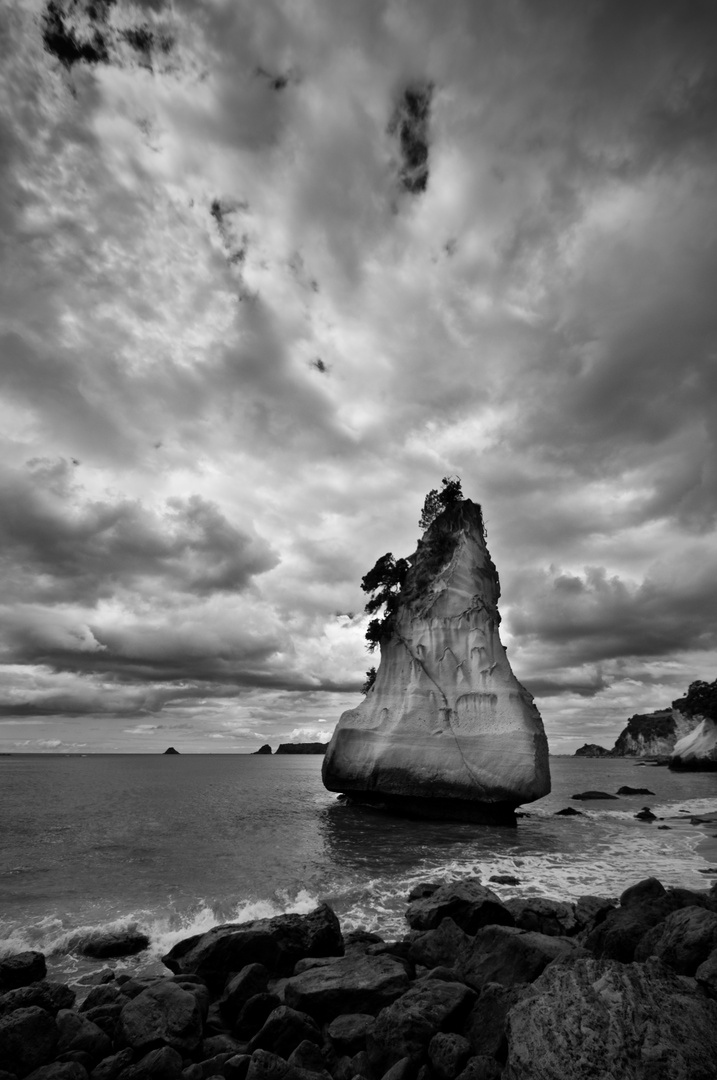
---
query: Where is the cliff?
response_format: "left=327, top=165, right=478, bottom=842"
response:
left=322, top=499, right=550, bottom=822
left=610, top=709, right=698, bottom=757
left=275, top=743, right=329, bottom=755
left=575, top=744, right=611, bottom=758
left=670, top=718, right=717, bottom=770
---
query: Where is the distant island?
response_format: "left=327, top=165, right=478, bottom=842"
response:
left=251, top=742, right=329, bottom=755
left=163, top=747, right=180, bottom=755
left=275, top=742, right=329, bottom=755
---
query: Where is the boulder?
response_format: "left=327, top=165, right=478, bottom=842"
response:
left=0, top=952, right=47, bottom=991
left=326, top=1013, right=376, bottom=1055
left=287, top=1040, right=331, bottom=1075
left=503, top=956, right=717, bottom=1080
left=247, top=1006, right=321, bottom=1058
left=284, top=954, right=410, bottom=1022
left=696, top=947, right=717, bottom=996
left=24, top=1065, right=88, bottom=1080
left=118, top=981, right=203, bottom=1054
left=78, top=929, right=150, bottom=960
left=585, top=890, right=685, bottom=962
left=553, top=807, right=583, bottom=816
left=428, top=1033, right=472, bottom=1080
left=116, top=1046, right=183, bottom=1080
left=408, top=918, right=473, bottom=970
left=233, top=994, right=282, bottom=1040
left=79, top=985, right=124, bottom=1013
left=56, top=1010, right=112, bottom=1063
left=634, top=905, right=717, bottom=974
left=570, top=791, right=618, bottom=801
left=218, top=965, right=270, bottom=1023
left=0, top=981, right=76, bottom=1017
left=459, top=927, right=588, bottom=992
left=368, top=981, right=475, bottom=1068
left=574, top=896, right=615, bottom=934
left=0, top=1005, right=58, bottom=1078
left=162, top=905, right=342, bottom=986
left=463, top=983, right=527, bottom=1060
left=620, top=877, right=665, bottom=907
left=454, top=1057, right=501, bottom=1080
left=616, top=786, right=654, bottom=796
left=405, top=881, right=514, bottom=935
left=223, top=1057, right=251, bottom=1080
left=503, top=898, right=576, bottom=937
left=88, top=1048, right=134, bottom=1080
left=244, top=1051, right=289, bottom=1080
left=322, top=500, right=550, bottom=821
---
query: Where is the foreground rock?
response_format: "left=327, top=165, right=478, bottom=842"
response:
left=504, top=956, right=717, bottom=1079
left=162, top=904, right=343, bottom=986
left=322, top=499, right=550, bottom=822
left=4, top=871, right=717, bottom=1080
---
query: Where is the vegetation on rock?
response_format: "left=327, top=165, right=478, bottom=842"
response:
left=418, top=476, right=464, bottom=530
left=673, top=678, right=717, bottom=721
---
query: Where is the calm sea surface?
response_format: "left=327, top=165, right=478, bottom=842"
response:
left=1, top=754, right=716, bottom=983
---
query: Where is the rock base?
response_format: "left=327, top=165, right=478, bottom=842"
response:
left=341, top=792, right=518, bottom=826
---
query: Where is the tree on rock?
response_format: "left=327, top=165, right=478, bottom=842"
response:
left=673, top=678, right=717, bottom=721
left=419, top=476, right=463, bottom=530
left=361, top=553, right=409, bottom=651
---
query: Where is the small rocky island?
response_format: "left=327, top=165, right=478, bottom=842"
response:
left=163, top=747, right=180, bottom=755
left=275, top=743, right=329, bottom=755
left=323, top=491, right=550, bottom=822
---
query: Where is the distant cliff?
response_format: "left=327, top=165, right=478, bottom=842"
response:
left=574, top=707, right=702, bottom=758
left=275, top=742, right=329, bottom=755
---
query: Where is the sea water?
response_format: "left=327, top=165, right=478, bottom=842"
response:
left=1, top=754, right=715, bottom=985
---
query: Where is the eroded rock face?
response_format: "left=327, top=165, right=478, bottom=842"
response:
left=322, top=501, right=550, bottom=820
left=670, top=717, right=717, bottom=770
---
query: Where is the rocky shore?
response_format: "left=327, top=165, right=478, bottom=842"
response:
left=3, top=874, right=717, bottom=1080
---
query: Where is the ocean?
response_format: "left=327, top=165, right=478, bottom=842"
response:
left=1, top=753, right=716, bottom=987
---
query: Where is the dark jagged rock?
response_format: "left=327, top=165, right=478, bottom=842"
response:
left=118, top=982, right=203, bottom=1054
left=253, top=745, right=273, bottom=756
left=0, top=1005, right=59, bottom=1077
left=571, top=791, right=619, bottom=800
left=616, top=786, right=654, bottom=795
left=459, top=927, right=588, bottom=992
left=322, top=500, right=550, bottom=821
left=503, top=898, right=576, bottom=938
left=0, top=951, right=47, bottom=991
left=553, top=807, right=583, bottom=816
left=78, top=928, right=149, bottom=960
left=405, top=881, right=514, bottom=935
left=368, top=980, right=475, bottom=1068
left=0, top=981, right=75, bottom=1018
left=162, top=905, right=343, bottom=986
left=284, top=954, right=411, bottom=1022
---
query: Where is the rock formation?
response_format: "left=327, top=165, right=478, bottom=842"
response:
left=322, top=499, right=550, bottom=822
left=163, top=747, right=179, bottom=755
left=610, top=709, right=696, bottom=757
left=253, top=744, right=273, bottom=755
left=574, top=743, right=611, bottom=758
left=275, top=743, right=329, bottom=755
left=670, top=718, right=717, bottom=770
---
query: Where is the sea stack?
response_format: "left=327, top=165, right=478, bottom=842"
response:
left=322, top=499, right=550, bottom=822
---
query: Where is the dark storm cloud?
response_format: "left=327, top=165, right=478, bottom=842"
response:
left=0, top=458, right=278, bottom=603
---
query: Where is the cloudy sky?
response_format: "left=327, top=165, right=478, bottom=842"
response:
left=1, top=0, right=716, bottom=755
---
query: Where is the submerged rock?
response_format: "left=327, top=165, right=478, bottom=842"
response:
left=322, top=500, right=550, bottom=821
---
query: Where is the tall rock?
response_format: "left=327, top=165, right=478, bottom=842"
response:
left=322, top=500, right=550, bottom=822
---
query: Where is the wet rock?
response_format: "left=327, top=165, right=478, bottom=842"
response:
left=503, top=956, right=717, bottom=1080
left=584, top=891, right=683, bottom=963
left=247, top=1006, right=320, bottom=1058
left=408, top=918, right=472, bottom=970
left=553, top=808, right=583, bottom=816
left=233, top=993, right=281, bottom=1039
left=454, top=1057, right=501, bottom=1080
left=79, top=930, right=150, bottom=960
left=570, top=791, right=619, bottom=800
left=407, top=884, right=441, bottom=902
left=218, top=965, right=270, bottom=1024
left=634, top=905, right=717, bottom=974
left=503, top=898, right=576, bottom=937
left=24, top=1065, right=88, bottom=1080
left=118, top=981, right=203, bottom=1055
left=88, top=1048, right=134, bottom=1080
left=634, top=807, right=657, bottom=822
left=56, top=1010, right=111, bottom=1063
left=405, top=881, right=514, bottom=936
left=574, top=896, right=615, bottom=934
left=116, top=1046, right=183, bottom=1080
left=488, top=876, right=520, bottom=886
left=162, top=906, right=342, bottom=987
left=463, top=983, right=528, bottom=1060
left=284, top=954, right=410, bottom=1022
left=695, top=947, right=717, bottom=997
left=459, top=927, right=588, bottom=992
left=0, top=981, right=76, bottom=1017
left=0, top=1005, right=58, bottom=1078
left=326, top=1013, right=376, bottom=1055
left=0, top=953, right=47, bottom=992
left=80, top=986, right=124, bottom=1013
left=343, top=931, right=384, bottom=950
left=368, top=981, right=475, bottom=1068
left=620, top=877, right=666, bottom=906
left=428, top=1033, right=472, bottom=1080
left=616, top=786, right=654, bottom=796
left=244, top=1051, right=289, bottom=1080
